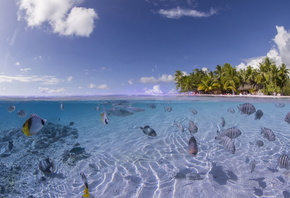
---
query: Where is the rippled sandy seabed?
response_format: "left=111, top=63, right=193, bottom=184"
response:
left=1, top=96, right=290, bottom=198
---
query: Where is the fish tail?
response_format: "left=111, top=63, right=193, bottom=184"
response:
left=82, top=183, right=90, bottom=197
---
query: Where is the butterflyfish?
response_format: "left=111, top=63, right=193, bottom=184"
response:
left=22, top=114, right=45, bottom=136
left=80, top=173, right=90, bottom=197
left=101, top=112, right=109, bottom=125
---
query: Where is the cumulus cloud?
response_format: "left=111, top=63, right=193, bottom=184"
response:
left=18, top=0, right=98, bottom=37
left=140, top=74, right=174, bottom=83
left=144, top=85, right=163, bottom=95
left=158, top=7, right=217, bottom=19
left=0, top=75, right=62, bottom=85
left=38, top=87, right=65, bottom=94
left=88, top=83, right=109, bottom=89
left=236, top=26, right=290, bottom=70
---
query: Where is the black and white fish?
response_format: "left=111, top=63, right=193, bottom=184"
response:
left=256, top=140, right=264, bottom=147
left=277, top=154, right=290, bottom=170
left=17, top=109, right=27, bottom=117
left=221, top=117, right=225, bottom=127
left=227, top=108, right=235, bottom=114
left=261, top=127, right=275, bottom=141
left=140, top=125, right=157, bottom=137
left=275, top=103, right=285, bottom=108
left=188, top=135, right=198, bottom=156
left=255, top=110, right=263, bottom=120
left=216, top=127, right=241, bottom=139
left=285, top=112, right=290, bottom=124
left=100, top=112, right=109, bottom=125
left=22, top=114, right=46, bottom=136
left=190, top=108, right=197, bottom=115
left=237, top=103, right=256, bottom=115
left=39, top=158, right=54, bottom=174
left=8, top=105, right=16, bottom=112
left=188, top=120, right=198, bottom=133
left=164, top=106, right=172, bottom=112
left=218, top=136, right=235, bottom=154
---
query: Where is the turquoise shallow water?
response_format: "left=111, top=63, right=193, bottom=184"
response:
left=0, top=96, right=290, bottom=198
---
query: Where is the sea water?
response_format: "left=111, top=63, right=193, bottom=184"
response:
left=0, top=96, right=290, bottom=198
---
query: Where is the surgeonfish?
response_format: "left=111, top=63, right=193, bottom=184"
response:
left=188, top=135, right=198, bottom=156
left=261, top=127, right=275, bottom=141
left=22, top=114, right=45, bottom=136
left=17, top=110, right=27, bottom=117
left=39, top=158, right=54, bottom=174
left=218, top=136, right=235, bottom=154
left=237, top=103, right=256, bottom=115
left=100, top=112, right=109, bottom=125
left=277, top=154, right=290, bottom=170
left=227, top=108, right=235, bottom=114
left=221, top=117, right=225, bottom=127
left=255, top=110, right=263, bottom=120
left=140, top=125, right=157, bottom=137
left=285, top=112, right=290, bottom=124
left=8, top=105, right=16, bottom=112
left=216, top=127, right=241, bottom=139
left=80, top=173, right=90, bottom=197
left=188, top=120, right=198, bottom=133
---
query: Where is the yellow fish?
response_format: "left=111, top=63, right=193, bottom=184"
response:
left=80, top=173, right=90, bottom=197
left=22, top=114, right=45, bottom=136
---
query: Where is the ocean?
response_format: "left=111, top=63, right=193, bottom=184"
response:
left=0, top=96, right=290, bottom=198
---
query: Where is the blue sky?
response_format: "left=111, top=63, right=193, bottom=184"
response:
left=0, top=0, right=290, bottom=96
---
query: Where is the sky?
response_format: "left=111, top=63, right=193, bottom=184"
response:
left=0, top=0, right=290, bottom=96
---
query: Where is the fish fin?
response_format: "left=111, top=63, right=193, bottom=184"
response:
left=22, top=122, right=31, bottom=136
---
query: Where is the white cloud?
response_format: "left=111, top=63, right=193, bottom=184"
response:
left=158, top=7, right=217, bottom=19
left=18, top=0, right=98, bottom=37
left=144, top=85, right=163, bottom=95
left=67, top=76, right=73, bottom=82
left=168, top=89, right=177, bottom=94
left=0, top=75, right=62, bottom=85
left=140, top=74, right=174, bottom=83
left=128, top=79, right=133, bottom=85
left=20, top=68, right=31, bottom=72
left=88, top=83, right=110, bottom=89
left=33, top=56, right=42, bottom=61
left=15, top=62, right=20, bottom=66
left=236, top=26, right=290, bottom=70
left=38, top=87, right=65, bottom=94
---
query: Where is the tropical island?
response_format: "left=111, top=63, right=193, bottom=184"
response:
left=174, top=57, right=290, bottom=96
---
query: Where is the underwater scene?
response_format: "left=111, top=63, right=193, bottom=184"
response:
left=1, top=96, right=290, bottom=198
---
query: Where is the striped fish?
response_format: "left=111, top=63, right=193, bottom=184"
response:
left=237, top=103, right=256, bottom=115
left=277, top=154, right=290, bottom=169
left=39, top=158, right=54, bottom=174
left=285, top=112, right=290, bottom=124
left=218, top=136, right=235, bottom=154
left=261, top=127, right=275, bottom=141
left=216, top=127, right=241, bottom=139
left=188, top=120, right=198, bottom=133
left=255, top=110, right=263, bottom=120
left=221, top=117, right=225, bottom=127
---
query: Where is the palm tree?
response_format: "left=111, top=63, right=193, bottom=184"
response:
left=221, top=63, right=240, bottom=94
left=174, top=70, right=184, bottom=91
left=198, top=75, right=220, bottom=93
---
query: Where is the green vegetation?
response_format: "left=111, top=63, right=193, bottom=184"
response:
left=174, top=57, right=290, bottom=95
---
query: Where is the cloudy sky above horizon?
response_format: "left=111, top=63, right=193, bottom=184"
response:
left=1, top=0, right=290, bottom=96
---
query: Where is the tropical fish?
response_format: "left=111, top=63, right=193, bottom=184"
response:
left=17, top=109, right=27, bottom=117
left=216, top=127, right=241, bottom=139
left=277, top=154, right=290, bottom=170
left=250, top=160, right=257, bottom=173
left=285, top=112, right=290, bottom=124
left=275, top=103, right=285, bottom=108
left=188, top=135, right=198, bottom=156
left=227, top=108, right=235, bottom=114
left=218, top=136, right=235, bottom=154
left=100, top=112, right=109, bottom=125
left=147, top=104, right=156, bottom=109
left=140, top=125, right=157, bottom=137
left=190, top=108, right=197, bottom=115
left=39, top=158, right=54, bottom=174
left=80, top=173, right=90, bottom=197
left=60, top=102, right=64, bottom=110
left=174, top=121, right=185, bottom=132
left=8, top=105, right=16, bottom=112
left=261, top=127, right=275, bottom=141
left=237, top=103, right=256, bottom=115
left=22, top=114, right=45, bottom=136
left=188, top=120, right=198, bottom=133
left=256, top=140, right=264, bottom=147
left=221, top=117, right=225, bottom=127
left=255, top=110, right=263, bottom=120
left=164, top=106, right=172, bottom=112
